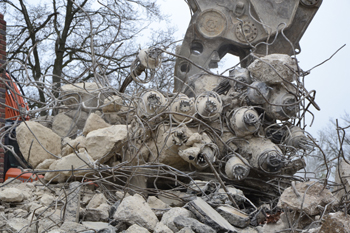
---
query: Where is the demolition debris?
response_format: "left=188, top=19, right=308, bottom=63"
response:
left=1, top=0, right=350, bottom=232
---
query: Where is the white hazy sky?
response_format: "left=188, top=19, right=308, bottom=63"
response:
left=158, top=0, right=350, bottom=137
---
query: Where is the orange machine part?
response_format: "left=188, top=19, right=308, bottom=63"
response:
left=5, top=73, right=30, bottom=120
left=5, top=168, right=44, bottom=182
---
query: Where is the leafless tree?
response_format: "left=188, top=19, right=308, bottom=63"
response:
left=2, top=0, right=176, bottom=115
left=305, top=112, right=350, bottom=179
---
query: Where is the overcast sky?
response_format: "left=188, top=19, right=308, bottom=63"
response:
left=158, top=0, right=350, bottom=137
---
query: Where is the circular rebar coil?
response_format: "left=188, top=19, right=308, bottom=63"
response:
left=258, top=150, right=284, bottom=173
left=169, top=94, right=196, bottom=124
left=195, top=91, right=223, bottom=121
left=137, top=90, right=166, bottom=117
left=230, top=107, right=260, bottom=137
left=246, top=81, right=271, bottom=105
left=225, top=155, right=250, bottom=181
left=229, top=67, right=251, bottom=92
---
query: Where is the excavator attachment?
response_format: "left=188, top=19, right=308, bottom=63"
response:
left=175, top=0, right=322, bottom=91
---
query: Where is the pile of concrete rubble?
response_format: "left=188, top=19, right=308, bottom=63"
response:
left=1, top=53, right=349, bottom=232
left=0, top=177, right=348, bottom=233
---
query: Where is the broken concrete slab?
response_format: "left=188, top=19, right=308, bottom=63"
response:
left=32, top=115, right=54, bottom=129
left=102, top=95, right=123, bottom=113
left=60, top=221, right=88, bottom=233
left=147, top=196, right=171, bottom=218
left=86, top=193, right=107, bottom=209
left=161, top=207, right=194, bottom=232
left=37, top=209, right=61, bottom=232
left=6, top=217, right=36, bottom=233
left=277, top=181, right=337, bottom=216
left=260, top=212, right=289, bottom=233
left=44, top=149, right=93, bottom=182
left=52, top=113, right=78, bottom=138
left=217, top=205, right=250, bottom=228
left=84, top=203, right=110, bottom=222
left=319, top=212, right=350, bottom=233
left=153, top=222, right=173, bottom=233
left=125, top=224, right=150, bottom=233
left=62, top=136, right=87, bottom=157
left=61, top=82, right=105, bottom=111
left=83, top=113, right=111, bottom=136
left=174, top=215, right=216, bottom=233
left=177, top=228, right=195, bottom=233
left=82, top=222, right=117, bottom=232
left=186, top=197, right=237, bottom=232
left=85, top=124, right=127, bottom=163
left=13, top=209, right=29, bottom=218
left=40, top=193, right=55, bottom=206
left=218, top=186, right=246, bottom=204
left=247, top=54, right=297, bottom=84
left=147, top=196, right=170, bottom=210
left=0, top=188, right=24, bottom=202
left=65, top=109, right=89, bottom=130
left=113, top=194, right=158, bottom=231
left=64, top=182, right=81, bottom=222
left=16, top=121, right=62, bottom=168
left=36, top=159, right=56, bottom=170
left=103, top=112, right=123, bottom=125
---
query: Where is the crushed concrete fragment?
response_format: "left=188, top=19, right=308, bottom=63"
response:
left=44, top=149, right=93, bottom=182
left=85, top=124, right=128, bottom=163
left=60, top=82, right=105, bottom=111
left=36, top=159, right=56, bottom=170
left=83, top=112, right=111, bottom=136
left=177, top=227, right=195, bottom=233
left=16, top=121, right=62, bottom=168
left=64, top=109, right=89, bottom=130
left=247, top=54, right=297, bottom=84
left=147, top=196, right=171, bottom=218
left=218, top=187, right=246, bottom=204
left=154, top=222, right=173, bottom=233
left=147, top=196, right=170, bottom=209
left=125, top=224, right=150, bottom=233
left=186, top=197, right=237, bottom=232
left=161, top=207, right=194, bottom=232
left=60, top=221, right=88, bottom=233
left=319, top=212, right=350, bottom=233
left=174, top=215, right=216, bottom=233
left=278, top=181, right=337, bottom=216
left=40, top=193, right=55, bottom=206
left=217, top=205, right=250, bottom=228
left=0, top=188, right=24, bottom=202
left=113, top=194, right=158, bottom=230
left=84, top=203, right=110, bottom=222
left=86, top=193, right=107, bottom=209
left=6, top=218, right=36, bottom=233
left=52, top=112, right=78, bottom=137
left=61, top=136, right=87, bottom=156
left=102, top=95, right=123, bottom=113
left=82, top=221, right=118, bottom=232
left=158, top=191, right=187, bottom=207
left=64, top=182, right=81, bottom=222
